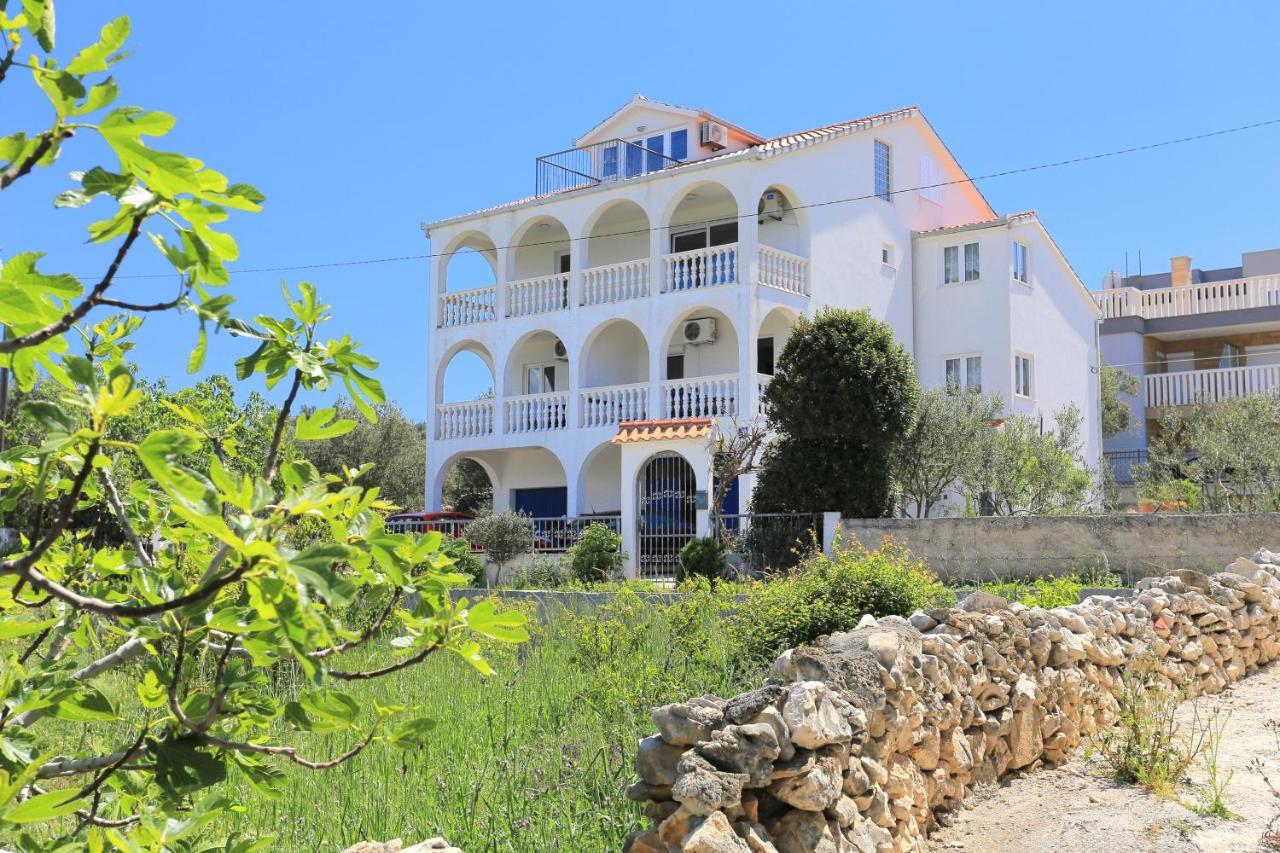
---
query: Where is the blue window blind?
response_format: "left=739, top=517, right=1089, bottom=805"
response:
left=624, top=142, right=643, bottom=178
left=646, top=135, right=664, bottom=171
left=602, top=146, right=618, bottom=179
left=670, top=129, right=688, bottom=161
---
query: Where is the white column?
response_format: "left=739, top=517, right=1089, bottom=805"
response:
left=494, top=244, right=510, bottom=321
left=736, top=198, right=761, bottom=420
left=648, top=220, right=667, bottom=419
left=619, top=444, right=641, bottom=577
left=562, top=452, right=581, bottom=518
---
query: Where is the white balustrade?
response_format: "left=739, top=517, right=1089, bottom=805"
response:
left=506, top=273, right=569, bottom=318
left=438, top=286, right=497, bottom=327
left=757, top=246, right=810, bottom=295
left=660, top=374, right=739, bottom=419
left=662, top=243, right=738, bottom=293
left=1094, top=276, right=1280, bottom=320
left=436, top=400, right=494, bottom=440
left=755, top=373, right=772, bottom=416
left=504, top=392, right=569, bottom=434
left=581, top=259, right=649, bottom=306
left=1145, top=364, right=1280, bottom=408
left=579, top=382, right=649, bottom=428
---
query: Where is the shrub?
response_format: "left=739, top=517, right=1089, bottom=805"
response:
left=466, top=510, right=535, bottom=585
left=505, top=555, right=571, bottom=589
left=440, top=535, right=485, bottom=585
left=979, top=568, right=1124, bottom=609
left=729, top=538, right=952, bottom=666
left=567, top=522, right=625, bottom=583
left=676, top=537, right=727, bottom=582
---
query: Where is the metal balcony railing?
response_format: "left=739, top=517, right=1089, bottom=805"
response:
left=535, top=138, right=681, bottom=195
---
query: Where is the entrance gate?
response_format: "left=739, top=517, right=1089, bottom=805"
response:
left=637, top=452, right=697, bottom=579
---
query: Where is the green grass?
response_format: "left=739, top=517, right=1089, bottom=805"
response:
left=22, top=587, right=754, bottom=852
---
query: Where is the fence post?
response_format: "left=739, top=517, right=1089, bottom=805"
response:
left=822, top=512, right=841, bottom=557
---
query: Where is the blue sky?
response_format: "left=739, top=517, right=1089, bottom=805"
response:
left=7, top=1, right=1280, bottom=420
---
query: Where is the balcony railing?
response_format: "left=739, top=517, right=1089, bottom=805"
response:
left=662, top=243, right=737, bottom=293
left=436, top=400, right=494, bottom=440
left=580, top=382, right=649, bottom=428
left=1096, top=275, right=1280, bottom=320
left=535, top=138, right=681, bottom=195
left=506, top=273, right=569, bottom=318
left=757, top=246, right=810, bottom=295
left=660, top=373, right=739, bottom=419
left=1104, top=450, right=1148, bottom=486
left=1146, top=364, right=1280, bottom=407
left=582, top=259, right=649, bottom=306
left=504, top=392, right=569, bottom=434
left=439, top=286, right=497, bottom=328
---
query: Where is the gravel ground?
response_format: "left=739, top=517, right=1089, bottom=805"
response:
left=928, top=661, right=1280, bottom=853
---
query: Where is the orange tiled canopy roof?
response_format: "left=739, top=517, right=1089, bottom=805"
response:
left=611, top=418, right=713, bottom=444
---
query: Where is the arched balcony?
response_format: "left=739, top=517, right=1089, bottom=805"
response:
left=435, top=341, right=496, bottom=440
left=506, top=217, right=571, bottom=318
left=583, top=200, right=651, bottom=306
left=438, top=232, right=499, bottom=328
left=579, top=319, right=650, bottom=428
left=755, top=184, right=811, bottom=296
left=755, top=306, right=799, bottom=415
left=502, top=330, right=570, bottom=435
left=660, top=307, right=740, bottom=419
left=662, top=182, right=740, bottom=294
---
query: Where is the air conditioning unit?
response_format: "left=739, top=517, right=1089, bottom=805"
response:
left=683, top=317, right=717, bottom=345
left=553, top=339, right=568, bottom=360
left=701, top=120, right=728, bottom=151
left=759, top=190, right=786, bottom=223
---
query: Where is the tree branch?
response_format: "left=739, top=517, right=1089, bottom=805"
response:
left=263, top=369, right=302, bottom=482
left=326, top=642, right=438, bottom=681
left=98, top=467, right=154, bottom=567
left=10, top=637, right=149, bottom=728
left=310, top=590, right=400, bottom=660
left=0, top=128, right=71, bottom=192
left=37, top=745, right=148, bottom=779
left=9, top=562, right=247, bottom=618
left=0, top=215, right=144, bottom=354
left=202, top=723, right=380, bottom=770
left=0, top=439, right=99, bottom=576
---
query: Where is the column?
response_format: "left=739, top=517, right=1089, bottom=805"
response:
left=736, top=197, right=761, bottom=420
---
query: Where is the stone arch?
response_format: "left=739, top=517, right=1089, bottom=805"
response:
left=440, top=230, right=498, bottom=293
left=506, top=215, right=572, bottom=282
left=578, top=318, right=650, bottom=387
left=435, top=339, right=496, bottom=403
left=502, top=328, right=569, bottom=396
left=576, top=441, right=623, bottom=517
left=582, top=198, right=651, bottom=268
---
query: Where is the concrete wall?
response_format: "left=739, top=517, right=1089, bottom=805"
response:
left=841, top=513, right=1280, bottom=581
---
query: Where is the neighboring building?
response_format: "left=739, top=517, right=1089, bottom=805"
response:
left=423, top=96, right=1102, bottom=576
left=1098, top=249, right=1280, bottom=485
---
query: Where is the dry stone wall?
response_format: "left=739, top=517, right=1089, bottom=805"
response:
left=625, top=550, right=1280, bottom=853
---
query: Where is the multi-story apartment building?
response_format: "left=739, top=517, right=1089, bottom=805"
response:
left=423, top=96, right=1101, bottom=575
left=1099, top=248, right=1280, bottom=485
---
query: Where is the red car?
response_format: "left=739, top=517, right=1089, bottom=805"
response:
left=384, top=510, right=474, bottom=538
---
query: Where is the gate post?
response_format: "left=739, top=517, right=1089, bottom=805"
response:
left=822, top=511, right=841, bottom=557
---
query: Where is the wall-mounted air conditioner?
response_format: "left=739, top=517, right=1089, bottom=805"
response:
left=701, top=120, right=728, bottom=151
left=683, top=317, right=717, bottom=345
left=553, top=339, right=568, bottom=360
left=759, top=190, right=785, bottom=223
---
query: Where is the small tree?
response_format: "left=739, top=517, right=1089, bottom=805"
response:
left=467, top=510, right=535, bottom=585
left=753, top=308, right=919, bottom=518
left=1101, top=364, right=1141, bottom=438
left=566, top=521, right=625, bottom=583
left=892, top=387, right=1002, bottom=517
left=964, top=404, right=1093, bottom=515
left=708, top=416, right=769, bottom=534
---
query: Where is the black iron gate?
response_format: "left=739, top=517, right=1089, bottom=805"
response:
left=637, top=453, right=697, bottom=579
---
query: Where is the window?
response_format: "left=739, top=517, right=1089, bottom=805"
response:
left=881, top=244, right=894, bottom=266
left=666, top=353, right=685, bottom=380
left=525, top=363, right=558, bottom=395
left=1220, top=343, right=1242, bottom=368
left=945, top=355, right=982, bottom=392
left=964, top=242, right=980, bottom=281
left=757, top=337, right=775, bottom=376
left=1015, top=354, right=1033, bottom=398
left=670, top=129, right=688, bottom=161
left=624, top=142, right=643, bottom=178
left=602, top=146, right=618, bottom=179
left=943, top=246, right=960, bottom=284
left=874, top=139, right=892, bottom=202
left=1012, top=241, right=1028, bottom=284
left=645, top=135, right=665, bottom=172
left=919, top=153, right=943, bottom=204
left=670, top=222, right=738, bottom=252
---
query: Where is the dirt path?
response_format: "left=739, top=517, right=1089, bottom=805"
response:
left=928, top=662, right=1280, bottom=853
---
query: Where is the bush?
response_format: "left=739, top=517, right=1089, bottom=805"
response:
left=505, top=555, right=571, bottom=589
left=567, top=522, right=625, bottom=583
left=466, top=510, right=535, bottom=585
left=729, top=538, right=952, bottom=666
left=676, top=537, right=727, bottom=582
left=440, top=535, right=485, bottom=585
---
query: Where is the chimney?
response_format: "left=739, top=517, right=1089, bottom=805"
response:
left=1170, top=255, right=1192, bottom=287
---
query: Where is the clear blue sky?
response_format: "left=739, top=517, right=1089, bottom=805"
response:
left=8, top=1, right=1279, bottom=420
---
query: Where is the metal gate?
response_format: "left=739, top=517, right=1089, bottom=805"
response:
left=637, top=452, right=697, bottom=579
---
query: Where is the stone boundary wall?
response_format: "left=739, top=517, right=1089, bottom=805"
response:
left=624, top=549, right=1280, bottom=852
left=841, top=513, right=1280, bottom=581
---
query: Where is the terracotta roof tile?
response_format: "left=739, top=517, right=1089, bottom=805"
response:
left=612, top=418, right=713, bottom=444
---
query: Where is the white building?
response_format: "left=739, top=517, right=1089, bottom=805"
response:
left=422, top=96, right=1101, bottom=576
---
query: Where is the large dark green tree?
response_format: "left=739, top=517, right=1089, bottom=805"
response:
left=297, top=399, right=426, bottom=509
left=753, top=308, right=919, bottom=517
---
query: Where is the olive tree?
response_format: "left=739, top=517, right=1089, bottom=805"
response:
left=465, top=511, right=535, bottom=586
left=0, top=6, right=523, bottom=845
left=891, top=387, right=1002, bottom=517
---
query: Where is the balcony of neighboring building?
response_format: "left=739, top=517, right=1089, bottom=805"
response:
left=433, top=182, right=811, bottom=331
left=1096, top=250, right=1280, bottom=328
left=1143, top=332, right=1280, bottom=410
